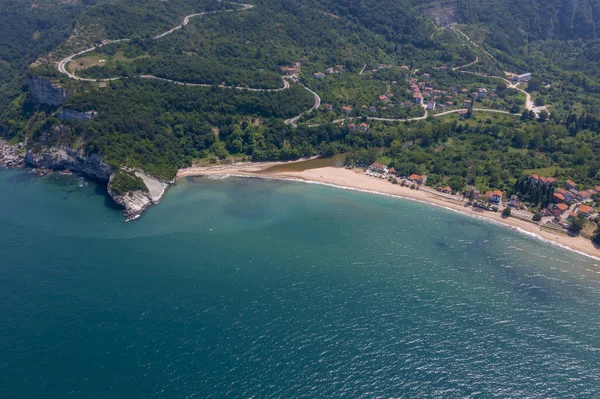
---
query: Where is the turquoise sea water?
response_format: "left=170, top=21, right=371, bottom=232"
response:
left=1, top=169, right=600, bottom=398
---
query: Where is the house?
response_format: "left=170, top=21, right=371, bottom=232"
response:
left=326, top=67, right=334, bottom=74
left=552, top=203, right=569, bottom=215
left=579, top=190, right=593, bottom=200
left=359, top=123, right=369, bottom=132
left=368, top=106, right=377, bottom=113
left=401, top=65, right=410, bottom=70
left=423, top=73, right=431, bottom=80
left=478, top=88, right=488, bottom=97
left=555, top=188, right=573, bottom=202
left=565, top=180, right=578, bottom=190
left=595, top=186, right=600, bottom=193
left=426, top=101, right=436, bottom=111
left=342, top=105, right=352, bottom=113
left=553, top=193, right=566, bottom=203
left=486, top=190, right=504, bottom=204
left=98, top=82, right=107, bottom=89
left=408, top=174, right=427, bottom=185
left=379, top=94, right=388, bottom=102
left=438, top=104, right=446, bottom=111
left=578, top=204, right=593, bottom=217
left=348, top=123, right=356, bottom=130
left=413, top=93, right=423, bottom=105
left=388, top=168, right=396, bottom=175
left=542, top=177, right=557, bottom=186
left=510, top=73, right=532, bottom=84
left=529, top=174, right=539, bottom=184
left=470, top=92, right=479, bottom=99
left=322, top=103, right=333, bottom=111
left=465, top=185, right=480, bottom=199
left=440, top=186, right=452, bottom=194
left=569, top=188, right=581, bottom=199
left=281, top=66, right=296, bottom=75
left=509, top=195, right=519, bottom=207
left=313, top=72, right=325, bottom=79
left=335, top=65, right=344, bottom=72
left=370, top=162, right=388, bottom=174
left=460, top=88, right=468, bottom=94
left=463, top=99, right=472, bottom=108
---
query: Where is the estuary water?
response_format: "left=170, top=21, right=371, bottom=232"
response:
left=1, top=170, right=600, bottom=398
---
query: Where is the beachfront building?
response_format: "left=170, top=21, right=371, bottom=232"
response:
left=552, top=203, right=568, bottom=216
left=370, top=162, right=388, bottom=174
left=408, top=174, right=427, bottom=185
left=486, top=190, right=504, bottom=204
left=509, top=195, right=519, bottom=207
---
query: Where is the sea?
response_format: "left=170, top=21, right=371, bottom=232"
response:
left=1, top=169, right=600, bottom=398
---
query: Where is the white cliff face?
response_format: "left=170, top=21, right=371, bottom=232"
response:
left=108, top=170, right=171, bottom=216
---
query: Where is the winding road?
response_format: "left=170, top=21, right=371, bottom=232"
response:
left=57, top=1, right=290, bottom=92
left=56, top=4, right=544, bottom=127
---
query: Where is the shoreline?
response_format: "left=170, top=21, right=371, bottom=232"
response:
left=178, top=162, right=600, bottom=261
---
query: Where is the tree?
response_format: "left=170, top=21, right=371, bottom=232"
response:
left=502, top=207, right=511, bottom=217
left=532, top=212, right=542, bottom=221
left=569, top=216, right=586, bottom=235
left=468, top=190, right=475, bottom=203
left=538, top=110, right=549, bottom=122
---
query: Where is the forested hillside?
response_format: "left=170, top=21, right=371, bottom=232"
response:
left=1, top=0, right=600, bottom=189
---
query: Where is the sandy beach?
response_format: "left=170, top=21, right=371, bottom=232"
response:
left=178, top=161, right=600, bottom=260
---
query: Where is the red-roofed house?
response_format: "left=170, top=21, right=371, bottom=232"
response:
left=313, top=72, right=325, bottom=79
left=440, top=186, right=452, bottom=194
left=553, top=203, right=569, bottom=215
left=342, top=105, right=352, bottom=113
left=389, top=168, right=396, bottom=175
left=323, top=103, right=333, bottom=111
left=359, top=123, right=369, bottom=132
left=408, top=174, right=427, bottom=185
left=370, top=162, right=388, bottom=174
left=553, top=193, right=566, bottom=203
left=379, top=94, right=388, bottom=102
left=565, top=180, right=578, bottom=190
left=348, top=123, right=356, bottom=130
left=578, top=204, right=593, bottom=217
left=487, top=190, right=504, bottom=204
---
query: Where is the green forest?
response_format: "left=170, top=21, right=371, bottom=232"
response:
left=2, top=0, right=600, bottom=193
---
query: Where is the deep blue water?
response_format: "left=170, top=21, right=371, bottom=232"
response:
left=1, top=170, right=600, bottom=398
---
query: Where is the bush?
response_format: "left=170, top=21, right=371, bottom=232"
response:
left=532, top=212, right=542, bottom=221
left=110, top=170, right=148, bottom=196
left=502, top=207, right=511, bottom=217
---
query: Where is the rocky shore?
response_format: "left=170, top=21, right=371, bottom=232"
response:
left=1, top=139, right=171, bottom=219
left=0, top=141, right=25, bottom=168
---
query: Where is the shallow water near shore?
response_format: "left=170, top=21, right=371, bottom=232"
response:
left=1, top=170, right=600, bottom=398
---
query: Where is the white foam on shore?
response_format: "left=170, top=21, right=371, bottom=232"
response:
left=194, top=173, right=600, bottom=263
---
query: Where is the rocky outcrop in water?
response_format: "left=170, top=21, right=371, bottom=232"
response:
left=13, top=139, right=171, bottom=218
left=108, top=170, right=171, bottom=217
left=28, top=77, right=69, bottom=106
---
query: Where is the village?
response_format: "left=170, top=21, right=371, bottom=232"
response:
left=282, top=61, right=532, bottom=125
left=365, top=162, right=598, bottom=237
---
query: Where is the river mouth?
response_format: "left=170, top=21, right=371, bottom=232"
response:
left=260, top=154, right=345, bottom=173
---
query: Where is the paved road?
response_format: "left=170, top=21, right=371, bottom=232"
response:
left=57, top=1, right=288, bottom=92
left=285, top=83, right=321, bottom=126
